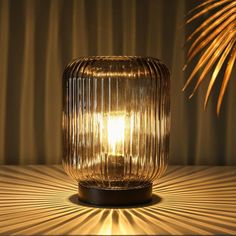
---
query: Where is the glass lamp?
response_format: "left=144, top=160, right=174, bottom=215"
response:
left=62, top=56, right=170, bottom=206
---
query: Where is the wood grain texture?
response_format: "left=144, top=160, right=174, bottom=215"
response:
left=0, top=165, right=236, bottom=235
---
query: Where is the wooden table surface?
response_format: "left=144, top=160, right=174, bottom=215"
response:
left=0, top=165, right=236, bottom=235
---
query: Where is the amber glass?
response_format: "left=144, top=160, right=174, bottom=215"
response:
left=62, top=56, right=170, bottom=190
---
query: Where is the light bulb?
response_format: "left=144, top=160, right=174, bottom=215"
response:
left=107, top=114, right=125, bottom=155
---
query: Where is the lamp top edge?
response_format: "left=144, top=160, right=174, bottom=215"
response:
left=66, top=56, right=165, bottom=64
left=63, top=56, right=170, bottom=79
left=72, top=55, right=157, bottom=60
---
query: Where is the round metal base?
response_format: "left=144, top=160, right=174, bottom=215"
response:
left=78, top=182, right=153, bottom=206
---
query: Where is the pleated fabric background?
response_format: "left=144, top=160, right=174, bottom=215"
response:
left=0, top=0, right=235, bottom=165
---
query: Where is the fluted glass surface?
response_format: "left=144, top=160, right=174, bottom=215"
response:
left=62, top=56, right=170, bottom=189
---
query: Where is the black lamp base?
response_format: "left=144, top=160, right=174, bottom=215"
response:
left=78, top=182, right=152, bottom=206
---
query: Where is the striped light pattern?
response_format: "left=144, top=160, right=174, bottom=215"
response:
left=0, top=165, right=236, bottom=235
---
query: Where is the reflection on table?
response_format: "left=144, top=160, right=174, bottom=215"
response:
left=0, top=165, right=236, bottom=235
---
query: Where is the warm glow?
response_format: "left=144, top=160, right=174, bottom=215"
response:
left=107, top=114, right=125, bottom=155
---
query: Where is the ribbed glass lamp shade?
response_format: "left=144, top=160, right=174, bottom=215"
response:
left=62, top=56, right=170, bottom=206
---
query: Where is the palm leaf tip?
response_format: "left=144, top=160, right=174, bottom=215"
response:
left=216, top=44, right=236, bottom=115
left=184, top=0, right=236, bottom=114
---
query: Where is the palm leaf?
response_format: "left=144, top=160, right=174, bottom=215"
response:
left=217, top=45, right=236, bottom=115
left=183, top=0, right=236, bottom=114
left=204, top=39, right=235, bottom=108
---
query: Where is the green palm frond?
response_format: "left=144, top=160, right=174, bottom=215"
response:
left=183, top=0, right=236, bottom=115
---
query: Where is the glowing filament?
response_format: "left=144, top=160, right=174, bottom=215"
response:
left=107, top=115, right=125, bottom=155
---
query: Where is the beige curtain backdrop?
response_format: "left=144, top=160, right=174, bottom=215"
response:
left=0, top=0, right=235, bottom=165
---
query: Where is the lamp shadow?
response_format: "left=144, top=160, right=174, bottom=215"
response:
left=68, top=193, right=162, bottom=209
